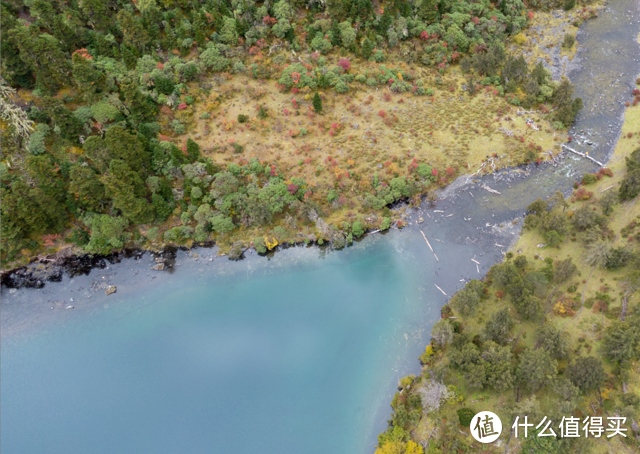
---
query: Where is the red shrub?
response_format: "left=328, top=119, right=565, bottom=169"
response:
left=337, top=58, right=351, bottom=71
left=445, top=167, right=455, bottom=177
left=574, top=187, right=593, bottom=200
left=378, top=110, right=386, bottom=117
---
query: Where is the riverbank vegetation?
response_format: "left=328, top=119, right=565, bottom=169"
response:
left=375, top=96, right=640, bottom=453
left=0, top=0, right=593, bottom=267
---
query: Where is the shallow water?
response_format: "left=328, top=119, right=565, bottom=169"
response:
left=1, top=1, right=639, bottom=453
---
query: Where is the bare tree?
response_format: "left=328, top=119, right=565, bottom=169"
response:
left=0, top=78, right=34, bottom=139
left=417, top=380, right=452, bottom=414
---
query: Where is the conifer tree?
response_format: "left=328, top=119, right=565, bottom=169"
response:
left=186, top=138, right=201, bottom=162
left=102, top=159, right=153, bottom=223
left=361, top=38, right=374, bottom=59
left=313, top=93, right=322, bottom=113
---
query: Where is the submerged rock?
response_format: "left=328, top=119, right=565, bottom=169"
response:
left=151, top=263, right=165, bottom=271
left=105, top=285, right=117, bottom=295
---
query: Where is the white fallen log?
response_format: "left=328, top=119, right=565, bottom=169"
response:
left=481, top=184, right=502, bottom=195
left=420, top=230, right=440, bottom=262
left=434, top=284, right=447, bottom=296
left=561, top=144, right=604, bottom=166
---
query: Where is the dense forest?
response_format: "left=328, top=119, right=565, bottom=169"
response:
left=375, top=137, right=640, bottom=453
left=1, top=0, right=588, bottom=266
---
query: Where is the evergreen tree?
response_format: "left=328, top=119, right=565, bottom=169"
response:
left=152, top=193, right=174, bottom=222
left=483, top=308, right=514, bottom=344
left=186, top=138, right=201, bottom=162
left=517, top=349, right=557, bottom=392
left=117, top=10, right=151, bottom=51
left=79, top=0, right=113, bottom=32
left=567, top=357, right=605, bottom=393
left=418, top=0, right=438, bottom=23
left=1, top=4, right=35, bottom=88
left=102, top=159, right=153, bottom=223
left=601, top=321, right=639, bottom=363
left=69, top=164, right=107, bottom=212
left=8, top=26, right=71, bottom=94
left=104, top=126, right=151, bottom=176
left=313, top=92, right=322, bottom=113
left=329, top=21, right=342, bottom=47
left=377, top=12, right=393, bottom=35
left=1, top=179, right=67, bottom=241
left=361, top=38, right=374, bottom=59
left=72, top=53, right=107, bottom=103
left=42, top=97, right=85, bottom=142
left=83, top=136, right=113, bottom=172
left=121, top=45, right=138, bottom=70
left=25, top=155, right=67, bottom=202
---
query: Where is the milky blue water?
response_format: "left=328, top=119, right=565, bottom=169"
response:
left=2, top=232, right=463, bottom=454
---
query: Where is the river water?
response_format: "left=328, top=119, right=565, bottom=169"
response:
left=1, top=1, right=639, bottom=453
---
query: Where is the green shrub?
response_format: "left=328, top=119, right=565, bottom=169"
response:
left=417, top=163, right=433, bottom=179
left=563, top=34, right=575, bottom=48
left=69, top=228, right=90, bottom=246
left=457, top=408, right=475, bottom=427
left=277, top=63, right=318, bottom=91
left=154, top=76, right=175, bottom=95
left=254, top=237, right=267, bottom=254
left=147, top=227, right=160, bottom=240
left=335, top=79, right=349, bottom=93
left=200, top=43, right=230, bottom=71
left=73, top=106, right=92, bottom=124
left=83, top=214, right=131, bottom=254
left=90, top=101, right=119, bottom=123
left=237, top=114, right=249, bottom=123
left=372, top=50, right=386, bottom=62
left=210, top=214, right=235, bottom=233
left=171, top=120, right=185, bottom=135
left=27, top=124, right=50, bottom=155
left=200, top=112, right=211, bottom=119
left=380, top=217, right=391, bottom=230
left=352, top=221, right=365, bottom=237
